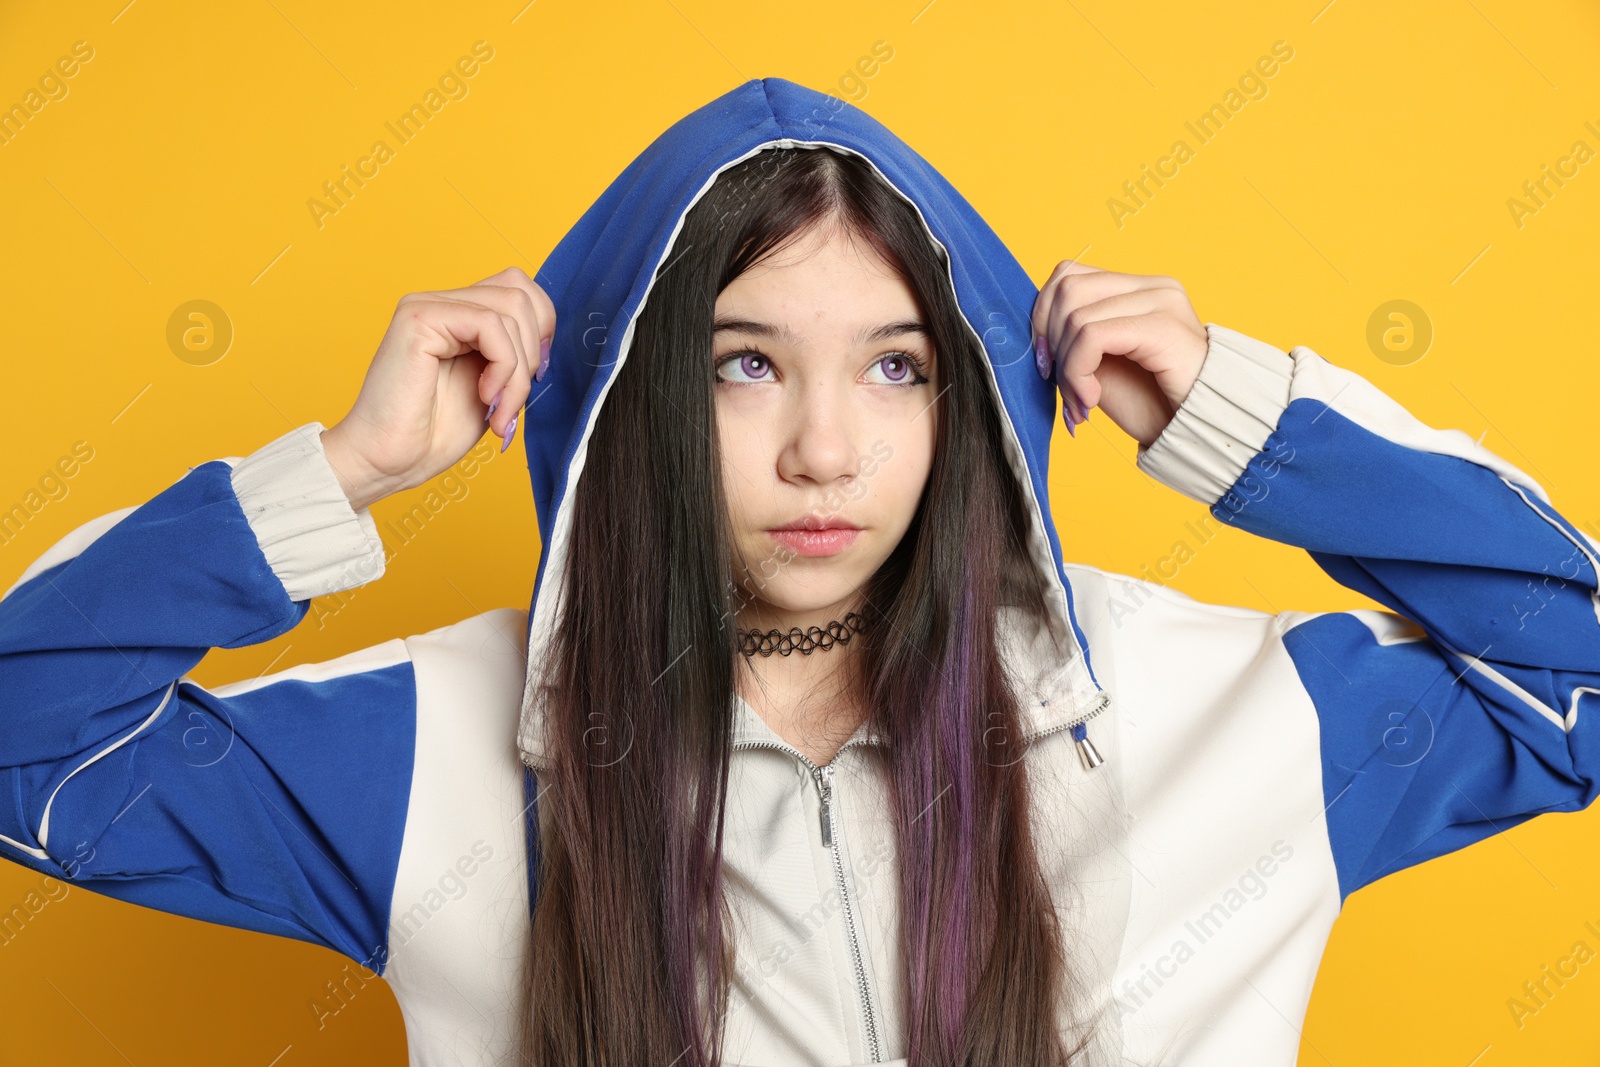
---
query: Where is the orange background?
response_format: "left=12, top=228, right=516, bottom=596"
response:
left=1, top=0, right=1598, bottom=1063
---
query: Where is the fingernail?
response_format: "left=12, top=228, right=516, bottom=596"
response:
left=500, top=413, right=518, bottom=453
left=486, top=388, right=503, bottom=422
left=1034, top=334, right=1051, bottom=381
left=537, top=337, right=550, bottom=382
left=1062, top=402, right=1076, bottom=437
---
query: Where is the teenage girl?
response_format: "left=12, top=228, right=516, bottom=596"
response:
left=3, top=77, right=1597, bottom=1067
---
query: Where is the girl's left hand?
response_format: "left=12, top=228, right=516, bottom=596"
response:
left=1031, top=260, right=1209, bottom=446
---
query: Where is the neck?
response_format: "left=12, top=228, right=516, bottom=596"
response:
left=732, top=601, right=871, bottom=761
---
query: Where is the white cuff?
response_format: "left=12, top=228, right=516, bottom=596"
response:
left=1135, top=323, right=1295, bottom=506
left=228, top=423, right=387, bottom=602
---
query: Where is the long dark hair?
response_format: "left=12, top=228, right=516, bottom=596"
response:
left=521, top=144, right=1086, bottom=1065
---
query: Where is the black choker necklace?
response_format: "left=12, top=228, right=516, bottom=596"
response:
left=736, top=612, right=865, bottom=657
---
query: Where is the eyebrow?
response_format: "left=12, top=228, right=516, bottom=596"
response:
left=712, top=317, right=929, bottom=346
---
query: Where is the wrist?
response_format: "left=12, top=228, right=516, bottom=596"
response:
left=319, top=426, right=400, bottom=512
left=1134, top=323, right=1295, bottom=506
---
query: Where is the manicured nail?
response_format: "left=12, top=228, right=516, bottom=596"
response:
left=1062, top=401, right=1076, bottom=437
left=486, top=388, right=503, bottom=422
left=500, top=413, right=518, bottom=453
left=1034, top=334, right=1051, bottom=381
left=537, top=337, right=550, bottom=382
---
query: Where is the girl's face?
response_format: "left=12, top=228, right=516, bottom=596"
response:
left=713, top=221, right=940, bottom=627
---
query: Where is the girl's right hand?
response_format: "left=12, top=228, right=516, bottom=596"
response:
left=320, top=266, right=555, bottom=511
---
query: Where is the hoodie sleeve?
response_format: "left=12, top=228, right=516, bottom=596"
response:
left=0, top=422, right=415, bottom=971
left=1135, top=323, right=1600, bottom=901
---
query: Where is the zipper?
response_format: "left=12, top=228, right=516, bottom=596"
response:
left=1026, top=689, right=1112, bottom=770
left=725, top=689, right=1110, bottom=1061
left=732, top=735, right=883, bottom=1062
left=813, top=761, right=882, bottom=1061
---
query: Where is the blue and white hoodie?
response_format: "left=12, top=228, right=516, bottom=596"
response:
left=3, top=78, right=1598, bottom=1066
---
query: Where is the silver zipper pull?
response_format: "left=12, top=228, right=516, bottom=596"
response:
left=1071, top=721, right=1104, bottom=770
left=812, top=764, right=835, bottom=847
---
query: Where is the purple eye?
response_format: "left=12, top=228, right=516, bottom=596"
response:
left=715, top=349, right=929, bottom=387
left=716, top=352, right=774, bottom=384
left=870, top=353, right=929, bottom=387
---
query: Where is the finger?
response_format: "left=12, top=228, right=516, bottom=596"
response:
left=474, top=266, right=557, bottom=380
left=413, top=288, right=533, bottom=395
left=1038, top=269, right=1181, bottom=346
left=459, top=274, right=537, bottom=379
left=414, top=283, right=541, bottom=429
left=1039, top=257, right=1107, bottom=291
left=1031, top=261, right=1104, bottom=370
left=1042, top=259, right=1182, bottom=293
left=466, top=285, right=539, bottom=387
left=1046, top=286, right=1161, bottom=414
left=1033, top=266, right=1182, bottom=381
left=1057, top=312, right=1187, bottom=412
left=1051, top=288, right=1187, bottom=378
left=410, top=300, right=530, bottom=436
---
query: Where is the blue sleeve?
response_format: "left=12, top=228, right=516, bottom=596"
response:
left=1136, top=324, right=1600, bottom=901
left=0, top=423, right=415, bottom=972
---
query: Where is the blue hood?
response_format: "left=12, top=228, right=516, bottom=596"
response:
left=516, top=77, right=1104, bottom=763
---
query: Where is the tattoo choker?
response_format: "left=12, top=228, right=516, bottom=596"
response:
left=736, top=612, right=865, bottom=657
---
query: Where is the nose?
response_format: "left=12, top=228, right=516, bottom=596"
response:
left=774, top=381, right=862, bottom=489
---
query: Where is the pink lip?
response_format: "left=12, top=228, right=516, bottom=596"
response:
left=767, top=528, right=861, bottom=557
